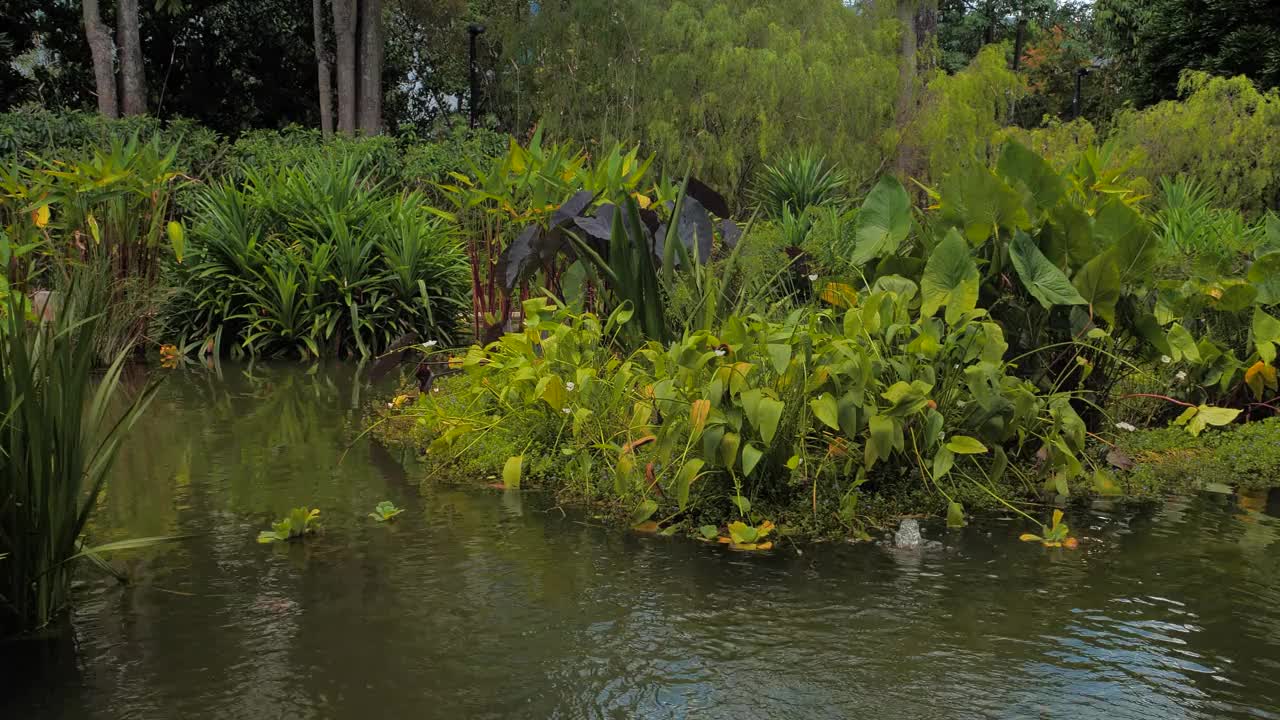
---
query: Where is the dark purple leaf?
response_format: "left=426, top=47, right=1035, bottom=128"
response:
left=676, top=195, right=715, bottom=263
left=686, top=177, right=730, bottom=218
left=720, top=219, right=742, bottom=248
left=639, top=207, right=661, bottom=234
left=552, top=190, right=596, bottom=228
left=495, top=224, right=541, bottom=291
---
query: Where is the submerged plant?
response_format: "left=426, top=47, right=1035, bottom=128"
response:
left=368, top=501, right=404, bottom=522
left=1019, top=510, right=1078, bottom=549
left=257, top=507, right=321, bottom=543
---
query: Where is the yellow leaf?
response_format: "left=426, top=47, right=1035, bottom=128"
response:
left=1019, top=533, right=1042, bottom=542
left=689, top=399, right=710, bottom=435
left=87, top=214, right=101, bottom=244
left=33, top=205, right=50, bottom=227
left=820, top=282, right=859, bottom=308
left=633, top=192, right=652, bottom=209
left=632, top=521, right=660, bottom=534
left=1052, top=509, right=1064, bottom=527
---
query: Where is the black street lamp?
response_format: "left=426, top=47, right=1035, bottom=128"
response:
left=468, top=23, right=486, bottom=128
left=1073, top=66, right=1090, bottom=120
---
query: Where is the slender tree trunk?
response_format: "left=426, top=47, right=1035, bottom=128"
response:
left=116, top=0, right=146, bottom=115
left=894, top=0, right=938, bottom=177
left=332, top=0, right=358, bottom=134
left=83, top=0, right=118, bottom=118
left=357, top=0, right=384, bottom=135
left=313, top=0, right=335, bottom=137
left=1012, top=16, right=1027, bottom=70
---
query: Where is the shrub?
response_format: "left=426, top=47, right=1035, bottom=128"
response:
left=226, top=126, right=403, bottom=181
left=751, top=150, right=848, bottom=218
left=164, top=155, right=469, bottom=358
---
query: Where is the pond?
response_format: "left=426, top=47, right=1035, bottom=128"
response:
left=4, top=364, right=1280, bottom=719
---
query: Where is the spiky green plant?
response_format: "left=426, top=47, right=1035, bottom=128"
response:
left=752, top=149, right=848, bottom=218
left=0, top=293, right=163, bottom=635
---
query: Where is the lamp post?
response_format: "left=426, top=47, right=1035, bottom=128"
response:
left=1073, top=66, right=1090, bottom=120
left=468, top=23, right=486, bottom=128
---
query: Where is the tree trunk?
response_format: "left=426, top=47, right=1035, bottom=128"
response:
left=357, top=0, right=384, bottom=135
left=332, top=0, right=358, bottom=134
left=117, top=0, right=146, bottom=115
left=313, top=0, right=334, bottom=137
left=83, top=0, right=118, bottom=118
left=894, top=0, right=938, bottom=177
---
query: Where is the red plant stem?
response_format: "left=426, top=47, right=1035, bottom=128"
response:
left=1119, top=393, right=1196, bottom=408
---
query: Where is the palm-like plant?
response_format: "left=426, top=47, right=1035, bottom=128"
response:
left=752, top=149, right=848, bottom=218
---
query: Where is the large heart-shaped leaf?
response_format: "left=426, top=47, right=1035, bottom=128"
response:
left=997, top=140, right=1065, bottom=211
left=1072, top=250, right=1121, bottom=326
left=1009, top=230, right=1085, bottom=309
left=851, top=175, right=911, bottom=265
left=1250, top=251, right=1280, bottom=305
left=920, top=230, right=979, bottom=325
left=810, top=392, right=840, bottom=430
left=675, top=458, right=706, bottom=510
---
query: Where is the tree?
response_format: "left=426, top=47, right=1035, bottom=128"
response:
left=117, top=0, right=147, bottom=115
left=1096, top=0, right=1280, bottom=107
left=895, top=0, right=940, bottom=177
left=82, top=0, right=118, bottom=117
left=358, top=0, right=384, bottom=134
left=313, top=0, right=334, bottom=136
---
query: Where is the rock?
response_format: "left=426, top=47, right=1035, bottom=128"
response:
left=894, top=518, right=922, bottom=548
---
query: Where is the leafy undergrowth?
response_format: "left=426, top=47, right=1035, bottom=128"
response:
left=1111, top=416, right=1280, bottom=495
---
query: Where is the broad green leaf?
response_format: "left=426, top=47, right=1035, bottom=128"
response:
left=1009, top=231, right=1086, bottom=309
left=675, top=459, right=706, bottom=510
left=920, top=230, right=979, bottom=325
left=537, top=375, right=569, bottom=412
left=1248, top=251, right=1280, bottom=305
left=851, top=175, right=912, bottom=265
left=756, top=397, right=785, bottom=445
left=166, top=221, right=186, bottom=263
left=766, top=343, right=792, bottom=374
left=933, top=446, right=955, bottom=480
left=1092, top=470, right=1122, bottom=497
left=698, top=525, right=719, bottom=540
left=631, top=499, right=658, bottom=525
left=945, top=435, right=988, bottom=454
left=502, top=455, right=523, bottom=489
left=742, top=443, right=764, bottom=477
left=1095, top=199, right=1157, bottom=277
left=939, top=164, right=1029, bottom=244
left=1072, top=250, right=1121, bottom=326
left=810, top=392, right=840, bottom=430
left=719, top=432, right=741, bottom=469
left=865, top=414, right=894, bottom=469
left=989, top=446, right=1008, bottom=483
left=997, top=140, right=1065, bottom=210
left=946, top=501, right=966, bottom=528
left=1166, top=323, right=1200, bottom=363
left=1254, top=308, right=1280, bottom=363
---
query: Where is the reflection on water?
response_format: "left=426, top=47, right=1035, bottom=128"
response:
left=4, top=364, right=1280, bottom=719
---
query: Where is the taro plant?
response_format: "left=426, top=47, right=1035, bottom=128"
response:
left=368, top=501, right=404, bottom=522
left=257, top=507, right=321, bottom=543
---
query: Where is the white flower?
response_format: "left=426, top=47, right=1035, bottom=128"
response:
left=1161, top=355, right=1172, bottom=364
left=1115, top=421, right=1137, bottom=432
left=432, top=387, right=441, bottom=393
left=422, top=340, right=438, bottom=348
left=715, top=349, right=727, bottom=357
left=565, top=381, right=576, bottom=391
left=1175, top=370, right=1187, bottom=381
left=386, top=402, right=394, bottom=408
left=938, top=431, right=946, bottom=441
left=807, top=273, right=818, bottom=282
left=562, top=407, right=572, bottom=414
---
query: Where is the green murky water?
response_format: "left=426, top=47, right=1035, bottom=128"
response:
left=4, top=364, right=1280, bottom=719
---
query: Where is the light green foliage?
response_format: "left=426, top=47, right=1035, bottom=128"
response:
left=257, top=507, right=321, bottom=543
left=165, top=156, right=469, bottom=359
left=503, top=0, right=900, bottom=204
left=1116, top=416, right=1280, bottom=493
left=907, top=46, right=1026, bottom=182
left=1111, top=73, right=1280, bottom=217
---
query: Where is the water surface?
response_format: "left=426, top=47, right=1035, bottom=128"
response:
left=5, top=364, right=1280, bottom=719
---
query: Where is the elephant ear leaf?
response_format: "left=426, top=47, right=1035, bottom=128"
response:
left=495, top=224, right=542, bottom=292
left=1009, top=230, right=1085, bottom=309
left=851, top=175, right=911, bottom=266
left=920, top=229, right=979, bottom=325
left=1072, top=250, right=1121, bottom=326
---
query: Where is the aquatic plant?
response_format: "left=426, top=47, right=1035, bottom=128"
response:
left=368, top=501, right=404, bottom=523
left=1019, top=510, right=1078, bottom=549
left=257, top=507, right=321, bottom=543
left=0, top=292, right=165, bottom=635
left=700, top=520, right=776, bottom=551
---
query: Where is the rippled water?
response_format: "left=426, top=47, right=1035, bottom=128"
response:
left=4, top=364, right=1280, bottom=719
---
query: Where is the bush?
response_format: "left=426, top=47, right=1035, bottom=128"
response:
left=226, top=126, right=403, bottom=181
left=163, top=155, right=469, bottom=359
